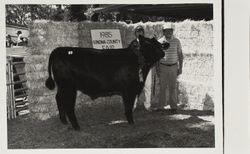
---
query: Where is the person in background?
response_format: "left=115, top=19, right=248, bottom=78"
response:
left=16, top=30, right=28, bottom=46
left=131, top=25, right=158, bottom=112
left=157, top=23, right=183, bottom=113
left=6, top=34, right=15, bottom=47
left=16, top=30, right=24, bottom=46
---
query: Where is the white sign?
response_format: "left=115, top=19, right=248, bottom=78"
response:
left=91, top=29, right=123, bottom=49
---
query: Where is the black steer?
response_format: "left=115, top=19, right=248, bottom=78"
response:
left=45, top=35, right=166, bottom=130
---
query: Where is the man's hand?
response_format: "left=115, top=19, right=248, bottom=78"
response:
left=177, top=68, right=182, bottom=76
left=161, top=42, right=170, bottom=50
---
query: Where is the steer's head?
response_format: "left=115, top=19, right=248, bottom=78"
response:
left=138, top=35, right=166, bottom=66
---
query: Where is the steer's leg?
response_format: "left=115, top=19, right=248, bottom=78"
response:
left=59, top=85, right=80, bottom=131
left=122, top=91, right=137, bottom=124
left=56, top=89, right=67, bottom=124
left=64, top=90, right=80, bottom=130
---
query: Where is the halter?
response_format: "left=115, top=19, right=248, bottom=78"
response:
left=130, top=40, right=152, bottom=83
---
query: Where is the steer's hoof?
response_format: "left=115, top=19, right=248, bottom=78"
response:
left=60, top=119, right=68, bottom=125
left=73, top=125, right=81, bottom=131
left=68, top=126, right=81, bottom=131
left=128, top=120, right=135, bottom=125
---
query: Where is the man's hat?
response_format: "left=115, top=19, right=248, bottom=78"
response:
left=135, top=25, right=144, bottom=32
left=16, top=31, right=22, bottom=34
left=162, top=23, right=175, bottom=30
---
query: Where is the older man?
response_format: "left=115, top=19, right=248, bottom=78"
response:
left=157, top=23, right=183, bottom=113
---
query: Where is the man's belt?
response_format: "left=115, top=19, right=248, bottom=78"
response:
left=160, top=62, right=177, bottom=66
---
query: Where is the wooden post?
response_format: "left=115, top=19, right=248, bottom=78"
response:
left=10, top=57, right=16, bottom=119
left=6, top=57, right=16, bottom=119
left=6, top=58, right=11, bottom=119
left=6, top=57, right=17, bottom=119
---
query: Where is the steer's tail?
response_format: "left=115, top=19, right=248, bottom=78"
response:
left=45, top=51, right=55, bottom=90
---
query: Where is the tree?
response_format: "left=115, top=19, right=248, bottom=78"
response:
left=6, top=5, right=32, bottom=25
left=6, top=5, right=70, bottom=26
left=67, top=5, right=87, bottom=22
left=50, top=5, right=65, bottom=21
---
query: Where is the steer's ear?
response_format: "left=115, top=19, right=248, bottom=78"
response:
left=138, top=35, right=145, bottom=43
left=150, top=37, right=157, bottom=42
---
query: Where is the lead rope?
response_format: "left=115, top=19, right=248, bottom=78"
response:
left=139, top=68, right=143, bottom=82
left=137, top=51, right=145, bottom=82
left=132, top=40, right=146, bottom=83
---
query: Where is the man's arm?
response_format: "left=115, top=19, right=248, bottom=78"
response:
left=177, top=39, right=183, bottom=76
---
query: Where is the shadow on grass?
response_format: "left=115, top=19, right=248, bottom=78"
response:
left=155, top=109, right=214, bottom=116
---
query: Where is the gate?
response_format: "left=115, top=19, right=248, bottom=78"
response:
left=6, top=49, right=29, bottom=119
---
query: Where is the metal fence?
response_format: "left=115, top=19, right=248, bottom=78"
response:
left=6, top=56, right=29, bottom=119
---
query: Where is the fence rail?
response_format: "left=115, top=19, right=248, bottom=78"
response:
left=6, top=54, right=29, bottom=120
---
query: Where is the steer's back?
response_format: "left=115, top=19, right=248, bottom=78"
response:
left=50, top=47, right=139, bottom=96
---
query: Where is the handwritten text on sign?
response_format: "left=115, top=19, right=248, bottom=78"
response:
left=91, top=29, right=123, bottom=49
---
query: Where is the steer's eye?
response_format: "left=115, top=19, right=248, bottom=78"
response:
left=133, top=41, right=139, bottom=47
left=144, top=40, right=151, bottom=46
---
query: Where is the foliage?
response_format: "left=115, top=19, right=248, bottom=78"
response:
left=67, top=5, right=87, bottom=22
left=6, top=5, right=32, bottom=25
left=6, top=4, right=195, bottom=26
left=5, top=4, right=89, bottom=26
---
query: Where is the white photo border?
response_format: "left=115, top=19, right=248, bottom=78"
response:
left=2, top=0, right=248, bottom=154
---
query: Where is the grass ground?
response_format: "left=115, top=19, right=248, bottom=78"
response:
left=8, top=102, right=214, bottom=148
